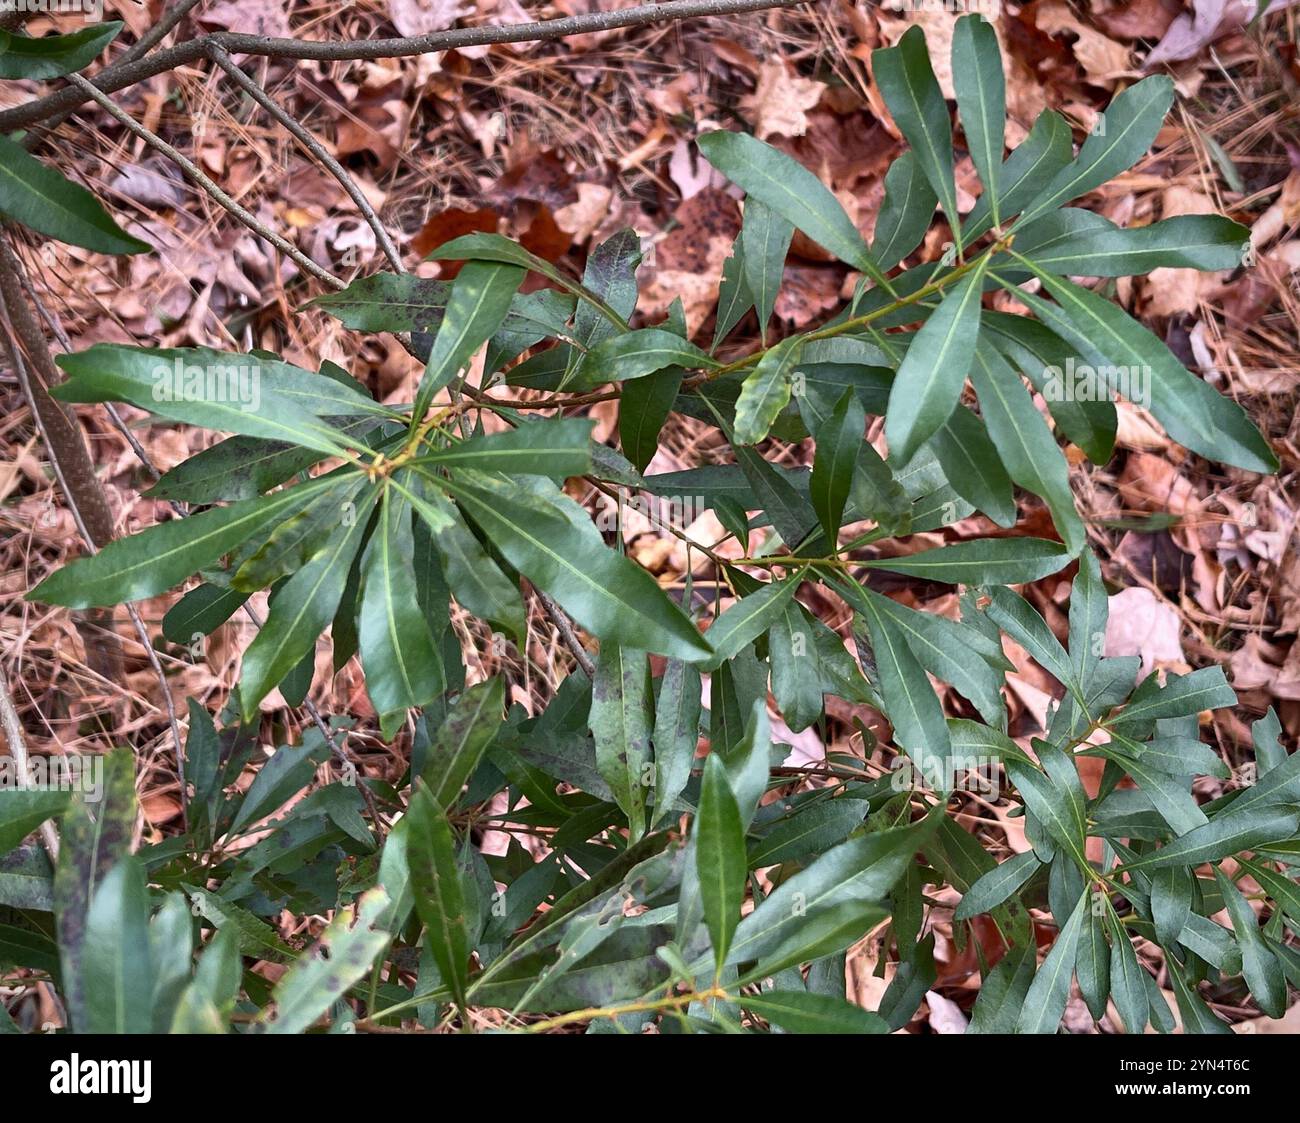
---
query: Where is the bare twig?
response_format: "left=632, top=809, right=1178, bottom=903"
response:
left=63, top=72, right=345, bottom=291
left=207, top=43, right=404, bottom=273
left=0, top=661, right=60, bottom=861
left=535, top=589, right=595, bottom=678
left=0, top=0, right=804, bottom=133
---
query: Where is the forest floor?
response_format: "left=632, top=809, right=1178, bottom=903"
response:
left=2, top=0, right=1299, bottom=1030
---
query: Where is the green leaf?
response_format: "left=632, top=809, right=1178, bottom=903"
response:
left=411, top=418, right=593, bottom=478
left=705, top=577, right=799, bottom=669
left=1151, top=864, right=1193, bottom=946
left=31, top=474, right=342, bottom=610
left=440, top=470, right=710, bottom=661
left=1122, top=807, right=1300, bottom=871
left=714, top=235, right=753, bottom=350
left=965, top=108, right=1073, bottom=241
left=1075, top=902, right=1111, bottom=1021
left=928, top=406, right=1016, bottom=528
left=228, top=735, right=331, bottom=834
left=1110, top=666, right=1237, bottom=733
left=768, top=602, right=825, bottom=733
left=0, top=21, right=122, bottom=79
left=733, top=335, right=804, bottom=446
left=985, top=587, right=1079, bottom=697
left=576, top=329, right=715, bottom=389
left=406, top=783, right=471, bottom=1011
left=696, top=131, right=884, bottom=281
left=238, top=490, right=377, bottom=720
left=970, top=342, right=1085, bottom=554
left=264, top=887, right=391, bottom=1033
left=232, top=476, right=365, bottom=592
left=884, top=257, right=989, bottom=464
left=811, top=389, right=865, bottom=543
left=620, top=367, right=683, bottom=474
left=1167, top=955, right=1232, bottom=1034
left=1014, top=210, right=1250, bottom=276
left=862, top=536, right=1073, bottom=585
left=652, top=656, right=702, bottom=828
left=967, top=939, right=1036, bottom=1033
left=871, top=151, right=937, bottom=271
left=0, top=134, right=148, bottom=254
left=873, top=25, right=961, bottom=246
left=1007, top=757, right=1087, bottom=869
left=697, top=753, right=747, bottom=970
left=952, top=14, right=1006, bottom=228
left=999, top=267, right=1277, bottom=473
left=590, top=644, right=652, bottom=839
left=1069, top=549, right=1107, bottom=689
left=954, top=850, right=1041, bottom=921
left=1016, top=888, right=1087, bottom=1033
left=415, top=260, right=525, bottom=415
left=748, top=799, right=869, bottom=868
left=359, top=489, right=444, bottom=732
left=1107, top=910, right=1149, bottom=1034
left=1214, top=867, right=1286, bottom=1018
left=1016, top=75, right=1175, bottom=229
left=0, top=789, right=69, bottom=854
left=741, top=197, right=794, bottom=339
left=80, top=856, right=152, bottom=1034
left=421, top=678, right=504, bottom=808
left=743, top=990, right=887, bottom=1034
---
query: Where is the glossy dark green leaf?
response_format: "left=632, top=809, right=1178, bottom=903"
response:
left=733, top=335, right=804, bottom=446
left=80, top=856, right=152, bottom=1034
left=985, top=587, right=1079, bottom=697
left=1107, top=910, right=1150, bottom=1034
left=1016, top=76, right=1175, bottom=229
left=811, top=389, right=865, bottom=543
left=421, top=678, right=504, bottom=808
left=696, top=131, right=883, bottom=281
left=862, top=536, right=1073, bottom=586
left=768, top=602, right=825, bottom=733
left=874, top=25, right=961, bottom=244
left=967, top=939, right=1036, bottom=1034
left=741, top=197, right=794, bottom=339
left=1017, top=888, right=1087, bottom=1033
left=952, top=14, right=1005, bottom=228
left=620, top=367, right=684, bottom=474
left=1014, top=210, right=1249, bottom=276
left=590, top=644, right=652, bottom=839
left=162, top=582, right=250, bottom=644
left=407, top=783, right=471, bottom=1011
left=412, top=418, right=593, bottom=477
left=1076, top=902, right=1111, bottom=1021
left=748, top=799, right=869, bottom=868
left=1214, top=866, right=1286, bottom=1018
left=705, top=577, right=799, bottom=670
left=238, top=491, right=377, bottom=719
left=871, top=151, right=937, bottom=271
left=652, top=656, right=702, bottom=828
left=744, top=990, right=887, bottom=1034
left=954, top=850, right=1041, bottom=921
left=1123, top=807, right=1300, bottom=871
left=575, top=329, right=714, bottom=389
left=965, top=108, right=1073, bottom=241
left=884, top=258, right=988, bottom=464
left=0, top=21, right=122, bottom=79
left=0, top=134, right=148, bottom=254
left=928, top=406, right=1016, bottom=528
left=442, top=470, right=710, bottom=661
left=697, top=753, right=746, bottom=970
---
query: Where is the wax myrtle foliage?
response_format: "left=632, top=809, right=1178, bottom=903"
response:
left=4, top=14, right=1298, bottom=1035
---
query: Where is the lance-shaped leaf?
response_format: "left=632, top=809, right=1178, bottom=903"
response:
left=986, top=587, right=1079, bottom=698
left=1167, top=955, right=1233, bottom=1034
left=696, top=753, right=746, bottom=971
left=407, top=783, right=471, bottom=1011
left=1214, top=866, right=1286, bottom=1018
left=744, top=990, right=887, bottom=1034
left=768, top=602, right=826, bottom=733
left=1015, top=75, right=1175, bottom=229
left=1016, top=888, right=1087, bottom=1033
left=0, top=21, right=122, bottom=79
left=733, top=444, right=820, bottom=549
left=705, top=577, right=800, bottom=669
left=1107, top=910, right=1149, bottom=1034
left=412, top=418, right=593, bottom=478
left=263, top=887, right=391, bottom=1033
left=965, top=108, right=1073, bottom=241
left=1013, top=209, right=1250, bottom=276
left=713, top=234, right=753, bottom=350
left=1076, top=903, right=1111, bottom=1022
left=871, top=151, right=937, bottom=271
left=996, top=267, right=1277, bottom=473
left=30, top=475, right=342, bottom=609
left=233, top=476, right=366, bottom=592
left=620, top=367, right=683, bottom=474
left=696, top=131, right=886, bottom=283
left=652, top=656, right=702, bottom=828
left=575, top=329, right=715, bottom=389
left=0, top=134, right=148, bottom=254
left=0, top=790, right=70, bottom=854
left=874, top=25, right=961, bottom=246
left=863, top=536, right=1073, bottom=586
left=1109, top=666, right=1237, bottom=733
left=733, top=335, right=805, bottom=446
left=1122, top=807, right=1300, bottom=871
left=810, top=389, right=865, bottom=543
left=238, top=490, right=378, bottom=719
left=928, top=405, right=1016, bottom=528
left=359, top=489, right=444, bottom=735
left=441, top=470, right=710, bottom=661
left=591, top=644, right=652, bottom=839
left=1007, top=761, right=1088, bottom=870
left=967, top=939, right=1036, bottom=1034
left=954, top=850, right=1042, bottom=921
left=421, top=677, right=505, bottom=808
left=970, top=342, right=1085, bottom=554
left=414, top=260, right=525, bottom=415
left=952, top=14, right=1006, bottom=228
left=1068, top=549, right=1107, bottom=690
left=80, top=856, right=152, bottom=1034
left=741, top=197, right=794, bottom=339
left=884, top=258, right=989, bottom=464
